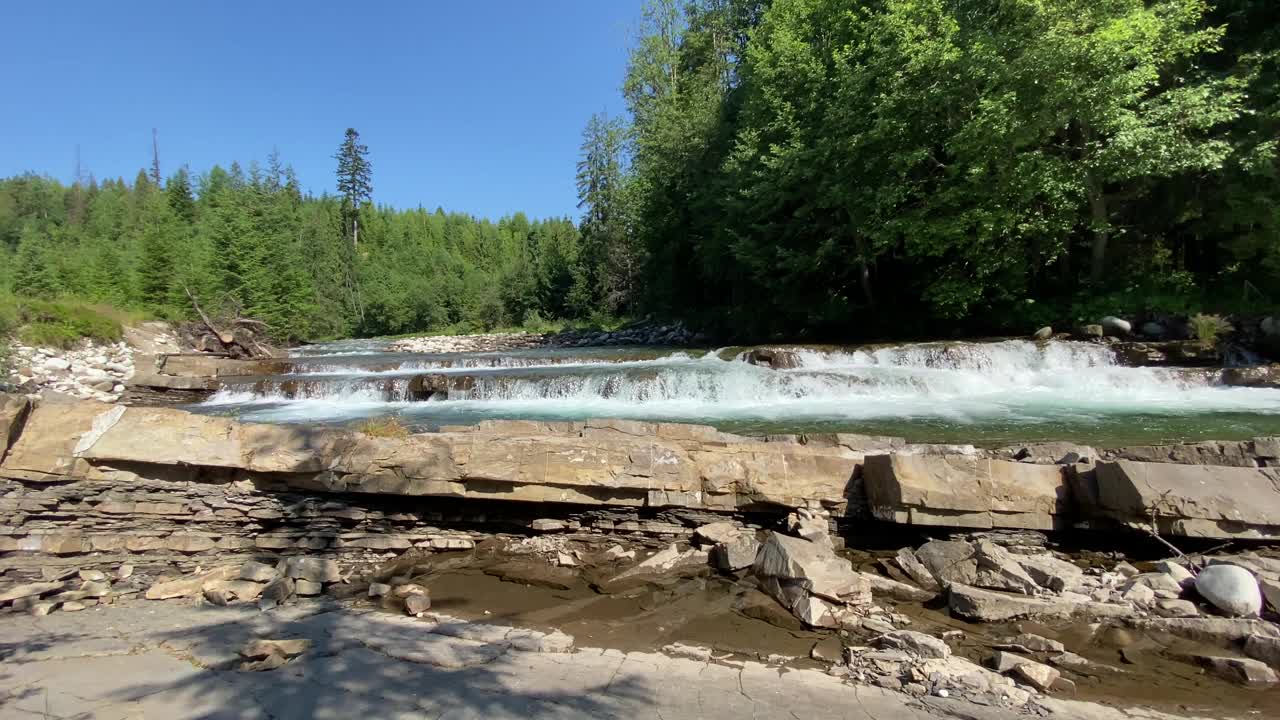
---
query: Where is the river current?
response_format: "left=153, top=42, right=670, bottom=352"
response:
left=192, top=339, right=1280, bottom=446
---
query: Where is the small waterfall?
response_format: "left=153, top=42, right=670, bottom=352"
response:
left=198, top=340, right=1280, bottom=439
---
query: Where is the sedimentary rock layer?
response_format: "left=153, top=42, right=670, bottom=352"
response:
left=4, top=394, right=1280, bottom=564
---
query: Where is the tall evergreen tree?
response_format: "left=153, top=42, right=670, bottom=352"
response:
left=575, top=112, right=635, bottom=313
left=334, top=128, right=373, bottom=248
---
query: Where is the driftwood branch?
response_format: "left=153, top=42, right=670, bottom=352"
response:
left=185, top=286, right=233, bottom=345
left=181, top=287, right=278, bottom=359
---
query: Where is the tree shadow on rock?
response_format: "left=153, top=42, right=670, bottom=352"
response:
left=105, top=602, right=655, bottom=720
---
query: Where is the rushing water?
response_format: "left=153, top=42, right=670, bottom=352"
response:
left=193, top=339, right=1280, bottom=446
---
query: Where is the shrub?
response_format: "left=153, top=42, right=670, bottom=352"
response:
left=1188, top=313, right=1233, bottom=347
left=15, top=300, right=125, bottom=349
left=354, top=416, right=411, bottom=438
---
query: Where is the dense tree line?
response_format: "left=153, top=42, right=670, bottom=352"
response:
left=590, top=0, right=1280, bottom=338
left=0, top=134, right=592, bottom=342
left=4, top=2, right=1276, bottom=346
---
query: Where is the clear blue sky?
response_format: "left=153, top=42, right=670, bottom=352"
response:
left=2, top=1, right=644, bottom=220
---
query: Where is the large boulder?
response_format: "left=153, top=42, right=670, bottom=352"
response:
left=753, top=531, right=870, bottom=629
left=863, top=454, right=1068, bottom=530
left=754, top=533, right=868, bottom=603
left=1092, top=461, right=1280, bottom=539
left=1195, top=564, right=1263, bottom=618
left=1100, top=316, right=1132, bottom=336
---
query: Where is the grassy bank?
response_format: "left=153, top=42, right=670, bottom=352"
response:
left=0, top=293, right=148, bottom=350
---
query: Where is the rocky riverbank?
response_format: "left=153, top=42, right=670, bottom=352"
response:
left=3, top=395, right=1280, bottom=714
left=1, top=321, right=182, bottom=402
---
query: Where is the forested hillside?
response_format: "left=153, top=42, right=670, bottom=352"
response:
left=592, top=0, right=1279, bottom=338
left=3, top=0, right=1277, bottom=345
left=0, top=142, right=588, bottom=342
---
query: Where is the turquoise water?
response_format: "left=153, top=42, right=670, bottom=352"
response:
left=193, top=339, right=1280, bottom=447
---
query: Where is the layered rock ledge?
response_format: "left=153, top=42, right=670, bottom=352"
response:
left=5, top=393, right=1280, bottom=574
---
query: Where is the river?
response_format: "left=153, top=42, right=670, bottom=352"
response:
left=191, top=338, right=1280, bottom=446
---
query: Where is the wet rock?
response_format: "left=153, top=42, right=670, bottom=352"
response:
left=1137, top=617, right=1280, bottom=645
left=1195, top=655, right=1278, bottom=686
left=1078, top=325, right=1104, bottom=339
left=877, top=630, right=950, bottom=660
left=1033, top=327, right=1053, bottom=341
left=1195, top=565, right=1262, bottom=617
left=1100, top=316, right=1132, bottom=336
left=605, top=544, right=708, bottom=588
left=1050, top=652, right=1112, bottom=674
left=1011, top=633, right=1064, bottom=653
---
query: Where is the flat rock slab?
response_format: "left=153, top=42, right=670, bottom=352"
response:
left=864, top=453, right=1068, bottom=530
left=1093, top=460, right=1280, bottom=539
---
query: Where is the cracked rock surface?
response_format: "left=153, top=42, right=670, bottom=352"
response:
left=0, top=600, right=1233, bottom=720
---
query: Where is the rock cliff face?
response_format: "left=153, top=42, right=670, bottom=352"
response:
left=4, top=394, right=1280, bottom=574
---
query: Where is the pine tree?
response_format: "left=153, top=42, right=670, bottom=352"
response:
left=12, top=223, right=62, bottom=297
left=166, top=167, right=197, bottom=224
left=334, top=128, right=373, bottom=248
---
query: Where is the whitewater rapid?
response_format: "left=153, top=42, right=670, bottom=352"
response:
left=194, top=340, right=1280, bottom=443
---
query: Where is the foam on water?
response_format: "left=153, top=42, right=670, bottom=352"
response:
left=198, top=340, right=1280, bottom=439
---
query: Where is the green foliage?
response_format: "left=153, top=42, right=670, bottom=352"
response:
left=0, top=133, right=590, bottom=343
left=13, top=299, right=127, bottom=349
left=611, top=0, right=1279, bottom=339
left=1189, top=313, right=1234, bottom=347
